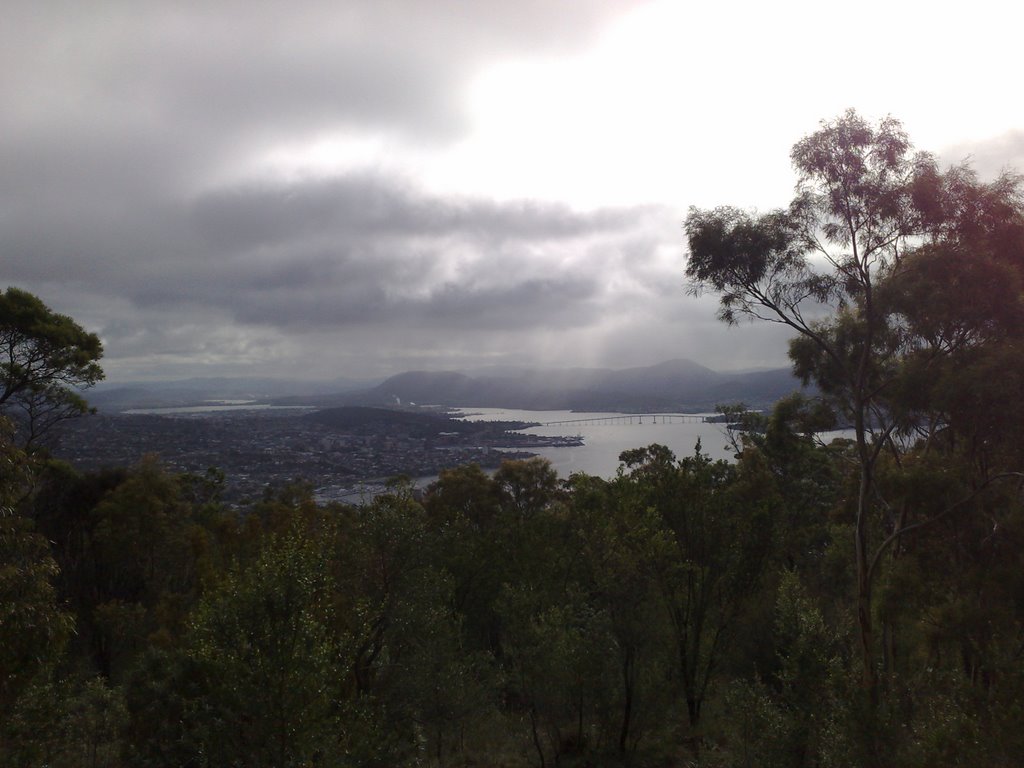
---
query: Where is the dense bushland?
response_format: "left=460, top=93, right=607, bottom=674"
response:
left=3, top=415, right=1023, bottom=767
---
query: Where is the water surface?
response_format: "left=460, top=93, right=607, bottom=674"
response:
left=456, top=407, right=735, bottom=479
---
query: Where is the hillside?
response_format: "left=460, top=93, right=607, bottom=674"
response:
left=340, top=359, right=804, bottom=411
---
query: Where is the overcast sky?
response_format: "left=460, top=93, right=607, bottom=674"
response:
left=4, top=0, right=1022, bottom=382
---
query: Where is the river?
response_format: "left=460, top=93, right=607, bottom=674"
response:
left=455, top=407, right=736, bottom=479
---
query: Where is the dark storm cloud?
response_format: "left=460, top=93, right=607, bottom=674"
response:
left=217, top=273, right=604, bottom=332
left=165, top=172, right=637, bottom=331
left=0, top=0, right=707, bottom=379
left=1, top=0, right=644, bottom=226
left=1, top=157, right=660, bottom=356
left=190, top=174, right=645, bottom=250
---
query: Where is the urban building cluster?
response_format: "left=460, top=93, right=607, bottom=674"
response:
left=56, top=408, right=576, bottom=504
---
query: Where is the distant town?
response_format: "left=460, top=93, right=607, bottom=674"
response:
left=55, top=358, right=806, bottom=504
left=55, top=406, right=582, bottom=505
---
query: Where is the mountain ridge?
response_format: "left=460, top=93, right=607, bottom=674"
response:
left=344, top=358, right=803, bottom=412
left=86, top=359, right=806, bottom=413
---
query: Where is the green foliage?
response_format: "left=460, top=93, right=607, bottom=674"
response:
left=381, top=568, right=498, bottom=763
left=0, top=287, right=103, bottom=449
left=494, top=455, right=560, bottom=519
left=5, top=430, right=1021, bottom=764
left=1, top=676, right=127, bottom=768
left=187, top=526, right=344, bottom=767
left=0, top=425, right=75, bottom=739
left=0, top=513, right=73, bottom=712
left=686, top=109, right=1024, bottom=715
left=32, top=456, right=223, bottom=680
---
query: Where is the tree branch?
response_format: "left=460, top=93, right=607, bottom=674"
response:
left=867, top=472, right=1024, bottom=585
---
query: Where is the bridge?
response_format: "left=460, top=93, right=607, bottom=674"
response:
left=540, top=414, right=711, bottom=427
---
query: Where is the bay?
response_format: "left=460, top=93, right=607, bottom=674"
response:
left=328, top=407, right=852, bottom=503
left=455, top=407, right=736, bottom=479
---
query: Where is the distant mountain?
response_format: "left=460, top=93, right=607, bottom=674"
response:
left=335, top=359, right=806, bottom=412
left=86, top=360, right=807, bottom=414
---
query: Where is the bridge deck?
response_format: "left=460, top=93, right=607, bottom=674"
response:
left=540, top=414, right=709, bottom=426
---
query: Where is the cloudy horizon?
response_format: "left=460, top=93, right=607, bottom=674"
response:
left=4, top=0, right=1022, bottom=383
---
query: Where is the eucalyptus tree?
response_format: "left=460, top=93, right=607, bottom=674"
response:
left=0, top=436, right=72, bottom=716
left=684, top=109, right=1024, bottom=697
left=617, top=443, right=775, bottom=732
left=0, top=287, right=103, bottom=450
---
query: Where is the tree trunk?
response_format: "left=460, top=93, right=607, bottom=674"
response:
left=619, top=649, right=634, bottom=757
left=529, top=705, right=546, bottom=768
left=854, top=412, right=877, bottom=698
left=686, top=696, right=701, bottom=727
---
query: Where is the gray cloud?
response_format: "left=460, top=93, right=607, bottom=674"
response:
left=1, top=151, right=677, bottom=376
left=942, top=130, right=1024, bottom=181
left=0, top=0, right=793, bottom=380
left=182, top=173, right=641, bottom=331
left=190, top=175, right=645, bottom=251
left=1, top=1, right=640, bottom=151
